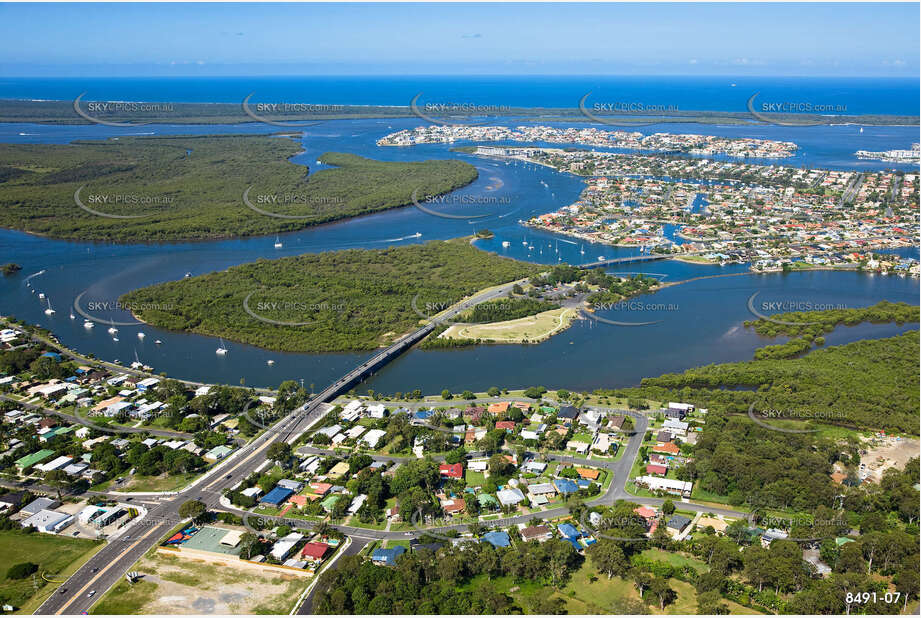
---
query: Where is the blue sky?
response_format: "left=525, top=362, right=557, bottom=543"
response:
left=0, top=2, right=917, bottom=76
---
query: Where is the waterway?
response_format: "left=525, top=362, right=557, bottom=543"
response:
left=0, top=117, right=917, bottom=392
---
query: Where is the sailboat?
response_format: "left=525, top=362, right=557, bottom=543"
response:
left=154, top=339, right=162, bottom=345
left=580, top=244, right=586, bottom=255
left=137, top=332, right=145, bottom=340
left=108, top=326, right=119, bottom=335
left=216, top=337, right=228, bottom=355
left=69, top=311, right=75, bottom=320
left=267, top=359, right=275, bottom=365
left=859, top=127, right=864, bottom=134
left=44, top=299, right=55, bottom=315
left=274, top=235, right=283, bottom=249
left=83, top=319, right=94, bottom=329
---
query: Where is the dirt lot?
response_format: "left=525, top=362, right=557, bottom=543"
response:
left=860, top=435, right=920, bottom=482
left=91, top=550, right=308, bottom=614
left=440, top=307, right=578, bottom=343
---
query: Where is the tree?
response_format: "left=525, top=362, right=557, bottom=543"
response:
left=44, top=469, right=70, bottom=499
left=441, top=389, right=453, bottom=400
left=462, top=390, right=475, bottom=401
left=629, top=568, right=652, bottom=598
left=6, top=562, right=38, bottom=579
left=661, top=499, right=675, bottom=515
left=649, top=576, right=676, bottom=610
left=267, top=442, right=293, bottom=468
left=587, top=540, right=629, bottom=579
left=178, top=499, right=207, bottom=523
left=488, top=453, right=511, bottom=478
left=487, top=386, right=500, bottom=397
left=696, top=590, right=729, bottom=615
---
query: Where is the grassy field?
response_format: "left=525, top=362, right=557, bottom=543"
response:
left=121, top=472, right=201, bottom=492
left=439, top=307, right=578, bottom=344
left=0, top=530, right=103, bottom=613
left=122, top=238, right=544, bottom=353
left=0, top=137, right=476, bottom=242
left=90, top=549, right=310, bottom=614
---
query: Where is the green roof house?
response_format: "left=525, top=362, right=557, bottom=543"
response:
left=15, top=449, right=55, bottom=471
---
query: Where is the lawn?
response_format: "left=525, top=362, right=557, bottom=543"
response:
left=465, top=469, right=487, bottom=488
left=640, top=548, right=710, bottom=573
left=0, top=529, right=103, bottom=612
left=121, top=472, right=201, bottom=492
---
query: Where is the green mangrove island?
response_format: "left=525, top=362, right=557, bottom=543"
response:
left=120, top=238, right=544, bottom=352
left=0, top=135, right=477, bottom=242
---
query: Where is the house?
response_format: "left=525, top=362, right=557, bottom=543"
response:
left=300, top=542, right=330, bottom=563
left=558, top=523, right=581, bottom=540
left=495, top=420, right=516, bottom=432
left=487, top=402, right=510, bottom=416
left=348, top=494, right=367, bottom=515
left=663, top=418, right=689, bottom=435
left=362, top=429, right=386, bottom=449
left=328, top=462, right=350, bottom=477
left=496, top=488, right=525, bottom=507
left=371, top=546, right=406, bottom=566
left=261, top=487, right=294, bottom=506
left=666, top=515, right=692, bottom=534
left=557, top=406, right=579, bottom=420
left=277, top=479, right=304, bottom=492
left=607, top=415, right=627, bottom=431
left=15, top=449, right=55, bottom=471
left=575, top=467, right=600, bottom=481
left=270, top=532, right=304, bottom=560
left=655, top=431, right=673, bottom=443
left=761, top=528, right=789, bottom=547
left=527, top=482, right=556, bottom=499
left=321, top=495, right=340, bottom=512
left=467, top=458, right=488, bottom=473
left=646, top=464, right=668, bottom=476
left=591, top=433, right=614, bottom=454
left=651, top=442, right=681, bottom=456
left=481, top=531, right=511, bottom=548
left=439, top=463, right=464, bottom=479
left=442, top=497, right=466, bottom=516
left=520, top=524, right=552, bottom=542
left=523, top=461, right=547, bottom=474
left=520, top=430, right=540, bottom=442
left=367, top=404, right=387, bottom=419
left=635, top=476, right=692, bottom=497
left=38, top=455, right=73, bottom=473
left=667, top=402, right=693, bottom=418
left=0, top=492, right=26, bottom=512
left=241, top=487, right=263, bottom=499
left=410, top=539, right=444, bottom=553
left=553, top=478, right=579, bottom=495
left=566, top=440, right=590, bottom=455
left=204, top=445, right=233, bottom=462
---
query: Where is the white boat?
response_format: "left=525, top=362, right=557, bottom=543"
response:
left=267, top=359, right=275, bottom=365
left=274, top=235, right=283, bottom=249
left=112, top=337, right=119, bottom=342
left=184, top=272, right=191, bottom=278
left=69, top=312, right=76, bottom=320
left=411, top=232, right=422, bottom=238
left=502, top=241, right=511, bottom=247
left=83, top=320, right=94, bottom=329
left=598, top=256, right=606, bottom=261
left=154, top=339, right=162, bottom=344
left=38, top=292, right=46, bottom=299
left=216, top=337, right=228, bottom=355
left=137, top=332, right=145, bottom=340
left=522, top=241, right=528, bottom=246
left=108, top=327, right=118, bottom=335
left=44, top=299, right=55, bottom=315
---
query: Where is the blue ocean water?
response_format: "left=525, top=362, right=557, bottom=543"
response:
left=0, top=75, right=918, bottom=116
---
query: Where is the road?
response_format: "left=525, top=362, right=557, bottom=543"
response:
left=33, top=276, right=530, bottom=614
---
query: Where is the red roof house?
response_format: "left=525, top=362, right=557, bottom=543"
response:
left=439, top=463, right=464, bottom=479
left=646, top=464, right=668, bottom=476
left=300, top=542, right=330, bottom=562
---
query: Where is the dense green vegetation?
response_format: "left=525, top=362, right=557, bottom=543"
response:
left=601, top=331, right=918, bottom=434
left=0, top=137, right=477, bottom=241
left=456, top=297, right=558, bottom=323
left=121, top=239, right=543, bottom=352
left=0, top=263, right=21, bottom=276
left=745, top=301, right=919, bottom=360
left=314, top=538, right=583, bottom=614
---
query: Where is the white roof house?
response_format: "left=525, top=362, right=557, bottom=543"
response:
left=636, top=475, right=693, bottom=496
left=361, top=429, right=386, bottom=449
left=241, top=486, right=263, bottom=498
left=496, top=488, right=526, bottom=506
left=38, top=455, right=73, bottom=473
left=270, top=532, right=304, bottom=560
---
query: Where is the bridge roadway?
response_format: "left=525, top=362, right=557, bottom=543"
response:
left=579, top=253, right=672, bottom=269
left=35, top=280, right=520, bottom=615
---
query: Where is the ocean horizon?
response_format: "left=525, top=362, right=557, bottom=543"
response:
left=0, top=75, right=918, bottom=116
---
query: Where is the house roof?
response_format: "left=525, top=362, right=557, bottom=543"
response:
left=553, top=478, right=579, bottom=494
left=520, top=525, right=550, bottom=540
left=575, top=467, right=599, bottom=480
left=558, top=523, right=580, bottom=539
left=261, top=487, right=294, bottom=505
left=481, top=531, right=511, bottom=547
left=371, top=546, right=406, bottom=565
left=300, top=542, right=330, bottom=560
left=439, top=463, right=464, bottom=478
left=646, top=464, right=668, bottom=475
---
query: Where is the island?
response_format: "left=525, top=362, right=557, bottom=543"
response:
left=0, top=136, right=478, bottom=242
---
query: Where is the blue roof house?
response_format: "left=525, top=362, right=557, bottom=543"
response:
left=558, top=523, right=581, bottom=540
left=260, top=486, right=294, bottom=506
left=371, top=546, right=406, bottom=566
left=553, top=478, right=579, bottom=495
left=481, top=531, right=511, bottom=548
